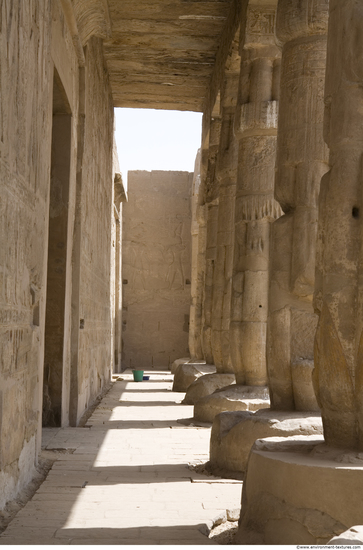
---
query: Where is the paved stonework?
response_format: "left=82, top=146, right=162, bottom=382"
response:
left=0, top=370, right=242, bottom=545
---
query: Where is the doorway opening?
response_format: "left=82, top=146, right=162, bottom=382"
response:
left=42, top=70, right=72, bottom=427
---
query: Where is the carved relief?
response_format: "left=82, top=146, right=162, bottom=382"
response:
left=230, top=3, right=281, bottom=386
left=267, top=0, right=329, bottom=413
left=122, top=172, right=192, bottom=369
left=238, top=195, right=283, bottom=222
left=247, top=8, right=276, bottom=36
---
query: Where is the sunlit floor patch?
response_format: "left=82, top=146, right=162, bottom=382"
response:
left=1, top=371, right=242, bottom=545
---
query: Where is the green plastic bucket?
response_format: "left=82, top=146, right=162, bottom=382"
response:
left=132, top=369, right=144, bottom=382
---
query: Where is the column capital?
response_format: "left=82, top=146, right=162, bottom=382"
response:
left=235, top=4, right=281, bottom=139
left=242, top=4, right=278, bottom=50
left=275, top=0, right=329, bottom=46
left=236, top=195, right=283, bottom=222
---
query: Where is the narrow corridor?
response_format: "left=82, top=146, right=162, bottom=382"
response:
left=0, top=370, right=242, bottom=545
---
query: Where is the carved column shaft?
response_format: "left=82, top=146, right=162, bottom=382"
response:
left=211, top=57, right=239, bottom=372
left=201, top=116, right=222, bottom=365
left=267, top=0, right=329, bottom=411
left=230, top=5, right=282, bottom=387
left=188, top=150, right=204, bottom=360
left=314, top=0, right=363, bottom=448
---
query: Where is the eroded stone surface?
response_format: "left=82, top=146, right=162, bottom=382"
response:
left=194, top=385, right=270, bottom=423
left=183, top=373, right=236, bottom=405
left=172, top=363, right=216, bottom=392
left=235, top=435, right=363, bottom=544
left=209, top=410, right=322, bottom=475
left=170, top=358, right=192, bottom=375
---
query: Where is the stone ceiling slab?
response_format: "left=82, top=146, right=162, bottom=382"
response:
left=103, top=0, right=235, bottom=111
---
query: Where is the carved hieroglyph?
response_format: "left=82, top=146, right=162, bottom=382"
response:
left=230, top=4, right=282, bottom=387
left=314, top=0, right=363, bottom=449
left=267, top=0, right=329, bottom=410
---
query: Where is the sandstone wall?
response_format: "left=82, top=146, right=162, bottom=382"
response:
left=0, top=1, right=116, bottom=506
left=0, top=0, right=53, bottom=508
left=122, top=171, right=192, bottom=369
left=75, top=36, right=114, bottom=420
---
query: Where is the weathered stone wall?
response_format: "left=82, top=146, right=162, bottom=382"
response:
left=122, top=171, right=192, bottom=369
left=76, top=36, right=114, bottom=419
left=0, top=0, right=116, bottom=506
left=0, top=0, right=53, bottom=508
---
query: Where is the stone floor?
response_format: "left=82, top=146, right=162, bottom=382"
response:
left=0, top=370, right=242, bottom=545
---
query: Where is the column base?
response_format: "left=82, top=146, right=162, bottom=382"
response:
left=328, top=526, right=363, bottom=545
left=236, top=435, right=363, bottom=545
left=170, top=357, right=193, bottom=374
left=209, top=408, right=322, bottom=476
left=193, top=385, right=270, bottom=423
left=183, top=373, right=236, bottom=405
left=171, top=362, right=216, bottom=392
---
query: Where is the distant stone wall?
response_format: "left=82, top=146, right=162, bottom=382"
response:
left=122, top=171, right=192, bottom=369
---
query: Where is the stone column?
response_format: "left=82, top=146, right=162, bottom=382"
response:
left=172, top=120, right=223, bottom=394
left=208, top=3, right=326, bottom=475
left=230, top=5, right=282, bottom=388
left=201, top=116, right=222, bottom=365
left=314, top=0, right=363, bottom=449
left=267, top=0, right=329, bottom=411
left=181, top=103, right=241, bottom=404
left=192, top=9, right=282, bottom=421
left=188, top=150, right=204, bottom=361
left=234, top=7, right=363, bottom=541
left=210, top=56, right=239, bottom=373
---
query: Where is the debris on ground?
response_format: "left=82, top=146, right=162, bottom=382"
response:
left=209, top=519, right=239, bottom=544
left=198, top=508, right=241, bottom=544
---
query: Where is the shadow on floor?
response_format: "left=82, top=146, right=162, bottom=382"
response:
left=85, top=420, right=196, bottom=429
left=116, top=401, right=186, bottom=407
left=0, top=524, right=214, bottom=545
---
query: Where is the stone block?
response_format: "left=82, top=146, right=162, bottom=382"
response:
left=209, top=409, right=322, bottom=475
left=194, top=385, right=270, bottom=424
left=182, top=373, right=236, bottom=405
left=170, top=358, right=192, bottom=375
left=327, top=526, right=363, bottom=545
left=236, top=435, right=363, bottom=545
left=172, top=363, right=216, bottom=392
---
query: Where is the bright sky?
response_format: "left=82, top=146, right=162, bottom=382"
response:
left=114, top=108, right=202, bottom=190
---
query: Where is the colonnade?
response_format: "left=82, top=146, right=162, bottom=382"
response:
left=175, top=0, right=363, bottom=543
